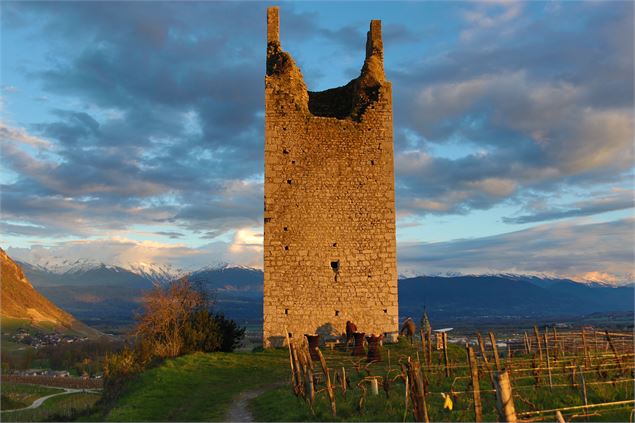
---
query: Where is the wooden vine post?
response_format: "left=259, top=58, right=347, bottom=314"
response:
left=581, top=328, right=591, bottom=368
left=605, top=330, right=624, bottom=373
left=543, top=332, right=553, bottom=388
left=407, top=358, right=430, bottom=422
left=506, top=344, right=513, bottom=375
left=524, top=332, right=531, bottom=354
left=467, top=345, right=483, bottom=422
left=305, top=365, right=315, bottom=405
left=593, top=330, right=599, bottom=353
left=477, top=332, right=495, bottom=386
left=285, top=329, right=296, bottom=390
left=420, top=329, right=427, bottom=370
left=578, top=364, right=589, bottom=417
left=316, top=348, right=337, bottom=417
left=494, top=370, right=517, bottom=422
left=442, top=332, right=451, bottom=377
left=552, top=326, right=561, bottom=359
left=340, top=367, right=347, bottom=399
left=555, top=410, right=566, bottom=423
left=533, top=325, right=543, bottom=364
left=426, top=327, right=433, bottom=368
left=489, top=332, right=502, bottom=372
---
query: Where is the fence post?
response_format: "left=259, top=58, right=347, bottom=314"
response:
left=494, top=370, right=517, bottom=422
left=467, top=345, right=483, bottom=422
left=524, top=332, right=531, bottom=354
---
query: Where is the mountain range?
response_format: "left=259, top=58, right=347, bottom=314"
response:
left=13, top=257, right=634, bottom=332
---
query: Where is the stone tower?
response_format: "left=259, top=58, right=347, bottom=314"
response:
left=263, top=7, right=398, bottom=347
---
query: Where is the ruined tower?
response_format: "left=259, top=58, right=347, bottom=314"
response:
left=263, top=7, right=398, bottom=347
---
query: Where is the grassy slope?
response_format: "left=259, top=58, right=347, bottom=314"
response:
left=0, top=383, right=64, bottom=411
left=96, top=339, right=633, bottom=422
left=2, top=392, right=100, bottom=422
left=103, top=350, right=288, bottom=421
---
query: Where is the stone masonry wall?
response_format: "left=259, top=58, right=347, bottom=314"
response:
left=263, top=7, right=398, bottom=347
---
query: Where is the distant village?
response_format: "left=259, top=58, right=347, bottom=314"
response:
left=8, top=328, right=88, bottom=349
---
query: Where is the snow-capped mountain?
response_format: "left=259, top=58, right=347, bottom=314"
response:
left=124, top=262, right=188, bottom=283
left=23, top=256, right=104, bottom=274
left=17, top=255, right=187, bottom=284
left=8, top=251, right=633, bottom=330
left=399, top=271, right=633, bottom=288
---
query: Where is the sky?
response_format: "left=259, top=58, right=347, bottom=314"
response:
left=1, top=1, right=633, bottom=283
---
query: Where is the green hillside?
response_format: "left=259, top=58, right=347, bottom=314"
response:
left=100, top=350, right=288, bottom=421
left=96, top=337, right=633, bottom=422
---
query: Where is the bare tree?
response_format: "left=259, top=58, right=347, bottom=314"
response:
left=133, top=277, right=205, bottom=359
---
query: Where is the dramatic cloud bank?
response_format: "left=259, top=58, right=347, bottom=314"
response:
left=399, top=218, right=634, bottom=284
left=1, top=2, right=632, bottom=280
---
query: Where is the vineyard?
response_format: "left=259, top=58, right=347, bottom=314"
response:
left=271, top=326, right=634, bottom=422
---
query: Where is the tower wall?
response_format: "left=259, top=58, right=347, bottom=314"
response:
left=263, top=7, right=398, bottom=347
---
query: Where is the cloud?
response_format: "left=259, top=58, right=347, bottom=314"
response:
left=392, top=1, right=633, bottom=217
left=1, top=122, right=52, bottom=149
left=0, top=2, right=319, bottom=240
left=7, top=226, right=264, bottom=271
left=155, top=231, right=184, bottom=239
left=1, top=1, right=632, bottom=259
left=503, top=188, right=634, bottom=224
left=8, top=218, right=631, bottom=285
left=399, top=217, right=634, bottom=284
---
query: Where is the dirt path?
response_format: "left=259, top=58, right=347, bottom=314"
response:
left=226, top=383, right=284, bottom=422
left=225, top=386, right=268, bottom=422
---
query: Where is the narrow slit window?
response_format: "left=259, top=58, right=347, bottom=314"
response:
left=335, top=310, right=339, bottom=316
left=285, top=308, right=289, bottom=315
